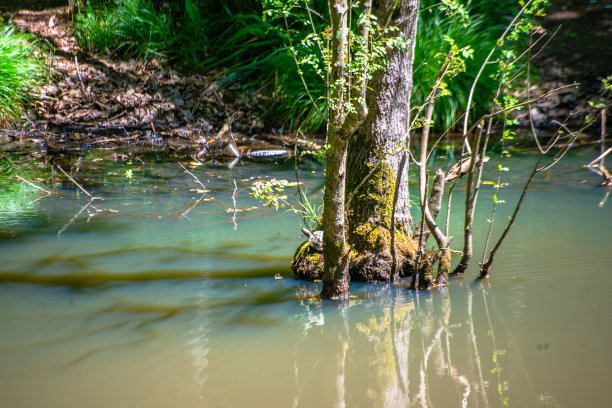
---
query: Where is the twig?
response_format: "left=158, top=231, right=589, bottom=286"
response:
left=180, top=195, right=210, bottom=219
left=56, top=165, right=95, bottom=198
left=231, top=179, right=238, bottom=230
left=479, top=155, right=542, bottom=277
left=282, top=15, right=326, bottom=122
left=598, top=190, right=610, bottom=208
left=74, top=55, right=87, bottom=94
left=58, top=198, right=94, bottom=237
left=586, top=147, right=612, bottom=168
left=464, top=84, right=578, bottom=139
left=294, top=130, right=308, bottom=228
left=462, top=0, right=536, bottom=139
left=15, top=175, right=54, bottom=195
left=178, top=162, right=207, bottom=192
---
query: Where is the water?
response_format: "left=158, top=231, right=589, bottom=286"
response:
left=0, top=148, right=610, bottom=407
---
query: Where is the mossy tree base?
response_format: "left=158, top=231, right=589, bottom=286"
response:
left=348, top=224, right=417, bottom=281
left=291, top=226, right=418, bottom=283
left=291, top=241, right=324, bottom=281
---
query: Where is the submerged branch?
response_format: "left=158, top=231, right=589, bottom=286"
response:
left=15, top=175, right=54, bottom=195
left=56, top=165, right=96, bottom=199
left=479, top=155, right=542, bottom=277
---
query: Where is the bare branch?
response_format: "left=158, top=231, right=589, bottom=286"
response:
left=463, top=0, right=537, bottom=138
left=586, top=147, right=612, bottom=168
left=15, top=175, right=53, bottom=195
left=179, top=162, right=208, bottom=192
left=56, top=165, right=95, bottom=198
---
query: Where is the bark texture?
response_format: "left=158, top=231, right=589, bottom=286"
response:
left=320, top=0, right=370, bottom=299
left=345, top=0, right=420, bottom=281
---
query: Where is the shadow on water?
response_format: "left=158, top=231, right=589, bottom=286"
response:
left=0, top=265, right=290, bottom=288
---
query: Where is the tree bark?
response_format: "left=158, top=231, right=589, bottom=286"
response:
left=321, top=131, right=351, bottom=299
left=345, top=0, right=420, bottom=281
left=320, top=0, right=369, bottom=299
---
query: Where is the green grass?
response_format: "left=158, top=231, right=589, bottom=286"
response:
left=74, top=0, right=173, bottom=60
left=74, top=0, right=208, bottom=65
left=0, top=24, right=46, bottom=127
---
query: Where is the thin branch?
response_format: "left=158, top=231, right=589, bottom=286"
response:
left=282, top=15, right=326, bottom=122
left=465, top=84, right=578, bottom=138
left=231, top=179, right=238, bottom=230
left=480, top=155, right=542, bottom=277
left=419, top=2, right=443, bottom=13
left=56, top=165, right=94, bottom=198
left=462, top=0, right=536, bottom=138
left=58, top=198, right=94, bottom=237
left=178, top=162, right=208, bottom=192
left=15, top=175, right=54, bottom=195
left=586, top=147, right=612, bottom=168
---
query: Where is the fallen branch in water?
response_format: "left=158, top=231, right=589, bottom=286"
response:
left=56, top=165, right=98, bottom=199
left=15, top=175, right=54, bottom=196
left=178, top=162, right=208, bottom=193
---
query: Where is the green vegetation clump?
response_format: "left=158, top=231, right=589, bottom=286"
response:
left=198, top=2, right=328, bottom=133
left=74, top=0, right=206, bottom=65
left=0, top=24, right=46, bottom=126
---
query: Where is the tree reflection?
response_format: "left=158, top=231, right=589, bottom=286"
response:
left=291, top=282, right=548, bottom=407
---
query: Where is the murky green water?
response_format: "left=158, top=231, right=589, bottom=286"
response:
left=1, top=148, right=610, bottom=407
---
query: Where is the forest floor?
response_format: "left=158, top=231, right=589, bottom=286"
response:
left=0, top=1, right=610, bottom=159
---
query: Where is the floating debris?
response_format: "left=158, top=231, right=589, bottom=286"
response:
left=246, top=149, right=291, bottom=159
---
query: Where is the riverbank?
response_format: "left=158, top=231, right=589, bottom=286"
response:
left=0, top=2, right=609, bottom=158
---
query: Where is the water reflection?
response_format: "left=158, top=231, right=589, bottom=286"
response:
left=282, top=283, right=555, bottom=408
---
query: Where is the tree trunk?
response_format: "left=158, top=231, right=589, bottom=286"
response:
left=345, top=0, right=420, bottom=281
left=321, top=131, right=351, bottom=299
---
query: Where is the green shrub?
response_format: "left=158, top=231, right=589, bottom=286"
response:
left=0, top=24, right=46, bottom=127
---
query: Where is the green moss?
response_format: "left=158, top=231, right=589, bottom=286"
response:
left=349, top=161, right=396, bottom=228
left=353, top=223, right=390, bottom=250
left=292, top=241, right=323, bottom=281
left=294, top=241, right=309, bottom=258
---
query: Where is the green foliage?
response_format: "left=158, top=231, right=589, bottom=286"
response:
left=265, top=0, right=407, bottom=120
left=250, top=178, right=322, bottom=229
left=603, top=75, right=612, bottom=93
left=294, top=190, right=323, bottom=230
left=250, top=178, right=290, bottom=209
left=414, top=2, right=503, bottom=130
left=0, top=24, right=46, bottom=126
left=72, top=0, right=550, bottom=133
left=74, top=0, right=207, bottom=66
left=199, top=1, right=329, bottom=133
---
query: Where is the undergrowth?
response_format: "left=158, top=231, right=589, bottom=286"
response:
left=74, top=0, right=206, bottom=65
left=0, top=24, right=46, bottom=127
left=72, top=0, right=535, bottom=133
